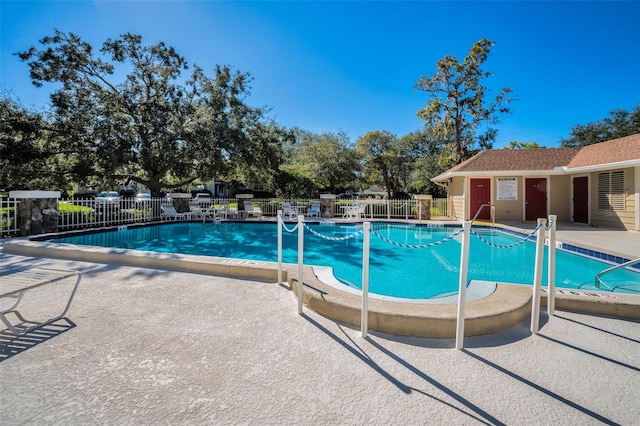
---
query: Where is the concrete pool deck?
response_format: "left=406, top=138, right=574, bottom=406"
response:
left=0, top=252, right=639, bottom=424
left=2, top=219, right=639, bottom=339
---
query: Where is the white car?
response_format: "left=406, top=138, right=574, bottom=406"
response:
left=135, top=192, right=151, bottom=204
left=95, top=191, right=120, bottom=207
left=193, top=193, right=211, bottom=204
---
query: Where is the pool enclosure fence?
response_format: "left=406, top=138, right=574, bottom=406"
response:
left=0, top=196, right=449, bottom=237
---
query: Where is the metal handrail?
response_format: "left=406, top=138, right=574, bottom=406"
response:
left=471, top=203, right=495, bottom=224
left=595, top=258, right=640, bottom=288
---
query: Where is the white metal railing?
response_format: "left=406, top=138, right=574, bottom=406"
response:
left=471, top=203, right=495, bottom=223
left=0, top=196, right=449, bottom=236
left=277, top=214, right=552, bottom=348
left=595, top=258, right=640, bottom=289
left=0, top=198, right=20, bottom=235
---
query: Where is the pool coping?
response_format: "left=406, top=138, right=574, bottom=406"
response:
left=4, top=229, right=639, bottom=339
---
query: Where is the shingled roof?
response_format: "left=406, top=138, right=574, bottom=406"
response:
left=433, top=133, right=640, bottom=182
left=567, top=133, right=640, bottom=168
left=446, top=147, right=579, bottom=173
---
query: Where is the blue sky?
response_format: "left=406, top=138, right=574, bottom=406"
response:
left=1, top=1, right=639, bottom=148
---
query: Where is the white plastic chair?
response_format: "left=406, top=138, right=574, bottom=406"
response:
left=306, top=202, right=321, bottom=218
left=244, top=201, right=263, bottom=218
left=161, top=204, right=190, bottom=221
left=282, top=202, right=298, bottom=220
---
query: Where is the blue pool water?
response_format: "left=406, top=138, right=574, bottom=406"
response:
left=51, top=222, right=640, bottom=299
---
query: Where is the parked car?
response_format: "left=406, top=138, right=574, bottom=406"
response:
left=192, top=193, right=211, bottom=204
left=119, top=187, right=136, bottom=198
left=95, top=191, right=120, bottom=208
left=135, top=192, right=151, bottom=204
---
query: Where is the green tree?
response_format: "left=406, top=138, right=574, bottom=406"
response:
left=357, top=130, right=403, bottom=199
left=17, top=30, right=285, bottom=196
left=504, top=141, right=542, bottom=149
left=284, top=129, right=361, bottom=194
left=414, top=38, right=514, bottom=164
left=560, top=105, right=640, bottom=147
left=0, top=95, right=52, bottom=190
left=401, top=129, right=450, bottom=197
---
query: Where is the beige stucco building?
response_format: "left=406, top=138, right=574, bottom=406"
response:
left=432, top=133, right=640, bottom=231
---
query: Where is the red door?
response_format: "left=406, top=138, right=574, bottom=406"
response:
left=573, top=176, right=589, bottom=223
left=525, top=178, right=547, bottom=220
left=470, top=178, right=491, bottom=220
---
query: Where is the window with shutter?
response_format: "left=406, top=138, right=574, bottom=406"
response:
left=597, top=171, right=625, bottom=211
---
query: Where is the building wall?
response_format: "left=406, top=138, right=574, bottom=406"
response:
left=448, top=177, right=465, bottom=220
left=446, top=167, right=639, bottom=230
left=589, top=167, right=637, bottom=230
left=491, top=176, right=523, bottom=221
left=549, top=175, right=571, bottom=222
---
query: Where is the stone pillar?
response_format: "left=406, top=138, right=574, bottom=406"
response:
left=320, top=194, right=336, bottom=218
left=235, top=194, right=254, bottom=213
left=10, top=191, right=61, bottom=236
left=415, top=194, right=432, bottom=221
left=42, top=205, right=60, bottom=233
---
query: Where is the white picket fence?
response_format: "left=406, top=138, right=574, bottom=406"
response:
left=0, top=196, right=448, bottom=237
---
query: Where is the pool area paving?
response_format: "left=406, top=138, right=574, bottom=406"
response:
left=1, top=250, right=639, bottom=425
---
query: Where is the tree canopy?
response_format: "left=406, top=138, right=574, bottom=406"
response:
left=504, top=141, right=541, bottom=149
left=283, top=129, right=361, bottom=195
left=414, top=38, right=514, bottom=164
left=560, top=105, right=640, bottom=147
left=0, top=96, right=52, bottom=190
left=16, top=30, right=289, bottom=196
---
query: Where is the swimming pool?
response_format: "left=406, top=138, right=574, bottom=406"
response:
left=51, top=222, right=640, bottom=298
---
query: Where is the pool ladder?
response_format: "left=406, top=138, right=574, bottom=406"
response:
left=595, top=258, right=640, bottom=289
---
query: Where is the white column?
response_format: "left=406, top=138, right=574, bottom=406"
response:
left=547, top=215, right=557, bottom=316
left=277, top=210, right=283, bottom=285
left=455, top=221, right=472, bottom=350
left=361, top=222, right=371, bottom=337
left=297, top=215, right=304, bottom=315
left=531, top=218, right=547, bottom=334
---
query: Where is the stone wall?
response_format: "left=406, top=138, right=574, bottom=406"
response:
left=17, top=198, right=60, bottom=236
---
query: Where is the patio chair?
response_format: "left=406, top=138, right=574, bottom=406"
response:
left=160, top=204, right=190, bottom=221
left=282, top=202, right=299, bottom=220
left=244, top=201, right=263, bottom=218
left=345, top=203, right=366, bottom=220
left=306, top=202, right=321, bottom=218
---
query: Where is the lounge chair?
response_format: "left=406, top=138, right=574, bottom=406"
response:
left=160, top=204, right=191, bottom=221
left=306, top=202, right=321, bottom=218
left=282, top=202, right=298, bottom=220
left=0, top=267, right=82, bottom=335
left=244, top=201, right=263, bottom=218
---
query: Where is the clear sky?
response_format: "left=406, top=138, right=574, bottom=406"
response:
left=1, top=1, right=639, bottom=148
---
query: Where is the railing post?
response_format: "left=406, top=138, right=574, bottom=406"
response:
left=531, top=218, right=547, bottom=334
left=277, top=210, right=283, bottom=285
left=547, top=215, right=557, bottom=316
left=361, top=222, right=371, bottom=337
left=387, top=199, right=391, bottom=220
left=455, top=221, right=472, bottom=350
left=297, top=214, right=304, bottom=315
